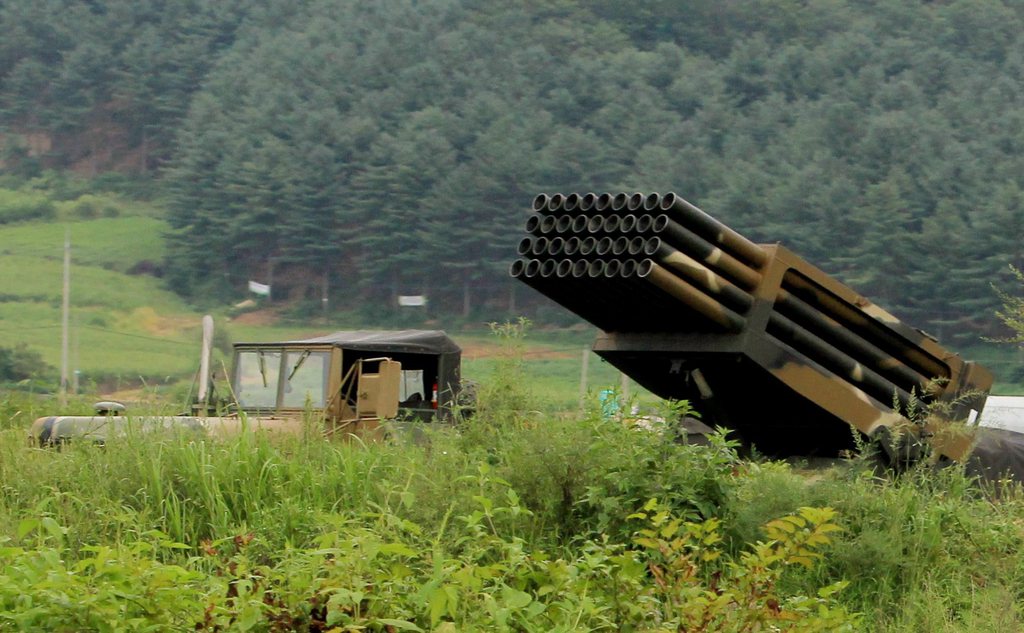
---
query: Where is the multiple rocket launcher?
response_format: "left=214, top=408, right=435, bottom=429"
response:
left=511, top=192, right=993, bottom=458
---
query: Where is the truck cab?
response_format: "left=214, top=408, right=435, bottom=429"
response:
left=229, top=329, right=464, bottom=427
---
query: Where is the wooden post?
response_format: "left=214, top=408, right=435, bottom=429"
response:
left=578, top=345, right=590, bottom=410
left=59, top=230, right=70, bottom=407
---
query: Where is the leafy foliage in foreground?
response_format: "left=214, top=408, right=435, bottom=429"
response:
left=3, top=413, right=1024, bottom=631
left=0, top=474, right=855, bottom=632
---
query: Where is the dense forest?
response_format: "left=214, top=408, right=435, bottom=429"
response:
left=3, top=0, right=1024, bottom=341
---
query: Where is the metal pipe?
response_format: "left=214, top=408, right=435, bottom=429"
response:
left=517, top=237, right=534, bottom=256
left=618, top=263, right=687, bottom=330
left=532, top=194, right=550, bottom=212
left=643, top=192, right=661, bottom=212
left=571, top=215, right=590, bottom=233
left=595, top=236, right=614, bottom=257
left=604, top=259, right=623, bottom=278
left=768, top=312, right=913, bottom=408
left=525, top=214, right=542, bottom=235
left=572, top=260, right=590, bottom=277
left=587, top=216, right=605, bottom=233
left=652, top=239, right=754, bottom=312
left=780, top=272, right=950, bottom=382
left=660, top=192, right=768, bottom=268
left=627, top=236, right=647, bottom=256
left=650, top=214, right=762, bottom=290
left=636, top=214, right=654, bottom=233
left=555, top=214, right=574, bottom=233
left=514, top=261, right=617, bottom=332
left=603, top=215, right=621, bottom=233
left=540, top=215, right=558, bottom=234
left=556, top=259, right=574, bottom=277
left=775, top=288, right=932, bottom=391
left=509, top=259, right=527, bottom=277
left=530, top=237, right=550, bottom=256
left=579, top=237, right=598, bottom=256
left=547, top=237, right=566, bottom=256
left=563, top=236, right=582, bottom=256
left=611, top=193, right=628, bottom=211
left=580, top=192, right=598, bottom=212
left=627, top=192, right=644, bottom=211
left=564, top=193, right=581, bottom=212
left=588, top=260, right=607, bottom=278
left=596, top=193, right=613, bottom=212
left=619, top=214, right=638, bottom=233
left=636, top=259, right=746, bottom=332
left=546, top=193, right=565, bottom=213
left=612, top=236, right=630, bottom=256
left=540, top=259, right=558, bottom=277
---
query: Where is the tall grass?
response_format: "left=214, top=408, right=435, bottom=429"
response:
left=3, top=403, right=1024, bottom=629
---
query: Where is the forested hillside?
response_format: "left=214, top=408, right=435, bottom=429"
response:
left=3, top=0, right=1024, bottom=341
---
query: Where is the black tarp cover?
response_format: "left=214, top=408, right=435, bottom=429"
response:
left=280, top=330, right=461, bottom=355
left=964, top=427, right=1024, bottom=483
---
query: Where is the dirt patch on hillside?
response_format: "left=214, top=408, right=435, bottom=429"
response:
left=229, top=308, right=282, bottom=326
left=459, top=339, right=577, bottom=360
left=123, top=307, right=200, bottom=337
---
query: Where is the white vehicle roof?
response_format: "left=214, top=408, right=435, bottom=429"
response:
left=977, top=395, right=1024, bottom=434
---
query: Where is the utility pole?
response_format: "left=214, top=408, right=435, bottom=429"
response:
left=59, top=230, right=70, bottom=407
left=578, top=345, right=589, bottom=410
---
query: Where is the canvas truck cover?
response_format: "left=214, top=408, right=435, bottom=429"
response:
left=237, top=330, right=463, bottom=419
left=511, top=191, right=995, bottom=463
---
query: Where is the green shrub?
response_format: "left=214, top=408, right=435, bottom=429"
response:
left=0, top=189, right=56, bottom=224
left=0, top=522, right=203, bottom=631
left=0, top=343, right=55, bottom=383
left=0, top=477, right=858, bottom=632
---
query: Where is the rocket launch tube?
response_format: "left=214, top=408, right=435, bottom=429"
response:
left=659, top=192, right=768, bottom=269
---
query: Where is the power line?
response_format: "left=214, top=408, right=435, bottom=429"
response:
left=0, top=323, right=195, bottom=346
left=0, top=325, right=61, bottom=333
left=77, top=324, right=197, bottom=346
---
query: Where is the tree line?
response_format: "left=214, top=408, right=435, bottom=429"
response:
left=3, top=0, right=1024, bottom=341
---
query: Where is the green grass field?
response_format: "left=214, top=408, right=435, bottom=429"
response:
left=0, top=211, right=202, bottom=381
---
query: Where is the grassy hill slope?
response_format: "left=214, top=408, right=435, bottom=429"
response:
left=0, top=211, right=204, bottom=383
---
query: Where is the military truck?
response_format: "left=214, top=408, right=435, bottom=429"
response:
left=31, top=326, right=465, bottom=445
left=511, top=191, right=1019, bottom=475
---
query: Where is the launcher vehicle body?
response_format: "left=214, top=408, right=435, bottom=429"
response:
left=512, top=191, right=1018, bottom=474
left=31, top=328, right=464, bottom=445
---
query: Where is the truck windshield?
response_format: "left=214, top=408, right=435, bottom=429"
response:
left=235, top=350, right=281, bottom=409
left=282, top=350, right=329, bottom=408
left=234, top=349, right=330, bottom=410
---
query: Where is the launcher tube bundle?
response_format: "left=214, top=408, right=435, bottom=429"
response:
left=511, top=192, right=993, bottom=459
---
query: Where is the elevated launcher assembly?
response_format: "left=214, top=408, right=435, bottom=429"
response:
left=511, top=192, right=993, bottom=459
